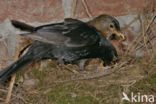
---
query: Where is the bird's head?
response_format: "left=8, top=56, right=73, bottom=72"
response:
left=88, top=14, right=126, bottom=41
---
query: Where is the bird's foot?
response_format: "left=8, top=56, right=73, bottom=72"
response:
left=96, top=62, right=111, bottom=74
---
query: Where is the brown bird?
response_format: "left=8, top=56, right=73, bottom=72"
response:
left=0, top=14, right=125, bottom=83
left=88, top=15, right=125, bottom=41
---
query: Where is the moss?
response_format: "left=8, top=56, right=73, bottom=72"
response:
left=47, top=84, right=99, bottom=104
left=130, top=74, right=156, bottom=93
left=148, top=74, right=156, bottom=85
left=32, top=69, right=47, bottom=86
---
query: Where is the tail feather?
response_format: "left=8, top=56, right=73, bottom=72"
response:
left=0, top=55, right=33, bottom=83
left=11, top=20, right=35, bottom=32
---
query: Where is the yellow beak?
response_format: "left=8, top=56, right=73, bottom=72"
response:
left=113, top=30, right=126, bottom=41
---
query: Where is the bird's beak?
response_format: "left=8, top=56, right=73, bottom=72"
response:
left=113, top=30, right=126, bottom=41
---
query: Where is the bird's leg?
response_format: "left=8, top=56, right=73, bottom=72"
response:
left=57, top=58, right=65, bottom=70
left=58, top=58, right=65, bottom=65
left=96, top=61, right=111, bottom=73
left=96, top=62, right=104, bottom=72
left=76, top=59, right=88, bottom=71
left=57, top=58, right=79, bottom=74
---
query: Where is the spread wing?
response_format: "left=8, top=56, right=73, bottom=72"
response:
left=20, top=18, right=100, bottom=47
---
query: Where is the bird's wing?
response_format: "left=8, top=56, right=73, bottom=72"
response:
left=21, top=18, right=100, bottom=47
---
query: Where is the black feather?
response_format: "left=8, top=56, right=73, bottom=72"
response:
left=11, top=20, right=35, bottom=32
left=0, top=18, right=119, bottom=83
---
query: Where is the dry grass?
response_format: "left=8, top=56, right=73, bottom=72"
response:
left=0, top=54, right=156, bottom=104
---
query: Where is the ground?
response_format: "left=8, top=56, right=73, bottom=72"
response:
left=0, top=55, right=156, bottom=104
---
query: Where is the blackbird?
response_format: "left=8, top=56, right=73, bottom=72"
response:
left=0, top=14, right=125, bottom=82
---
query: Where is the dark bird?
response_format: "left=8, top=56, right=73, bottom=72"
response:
left=0, top=14, right=125, bottom=83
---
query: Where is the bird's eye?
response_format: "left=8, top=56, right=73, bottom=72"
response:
left=109, top=24, right=114, bottom=28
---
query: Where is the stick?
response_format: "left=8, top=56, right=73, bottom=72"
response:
left=5, top=74, right=16, bottom=103
left=55, top=61, right=129, bottom=83
left=81, top=0, right=92, bottom=18
left=0, top=88, right=27, bottom=103
left=4, top=42, right=23, bottom=103
left=126, top=14, right=156, bottom=55
left=71, top=0, right=77, bottom=18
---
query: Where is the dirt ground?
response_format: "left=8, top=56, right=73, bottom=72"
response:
left=0, top=55, right=156, bottom=104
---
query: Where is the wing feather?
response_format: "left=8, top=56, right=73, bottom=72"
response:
left=20, top=18, right=100, bottom=47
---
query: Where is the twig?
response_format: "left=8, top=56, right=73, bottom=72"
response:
left=136, top=14, right=156, bottom=48
left=81, top=0, right=92, bottom=18
left=136, top=15, right=156, bottom=49
left=65, top=66, right=79, bottom=74
left=0, top=88, right=7, bottom=92
left=71, top=0, right=77, bottom=18
left=0, top=88, right=27, bottom=103
left=140, top=15, right=150, bottom=54
left=0, top=98, right=5, bottom=102
left=126, top=14, right=156, bottom=55
left=5, top=74, right=16, bottom=104
left=4, top=41, right=27, bottom=103
left=144, top=15, right=156, bottom=34
left=54, top=61, right=129, bottom=83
